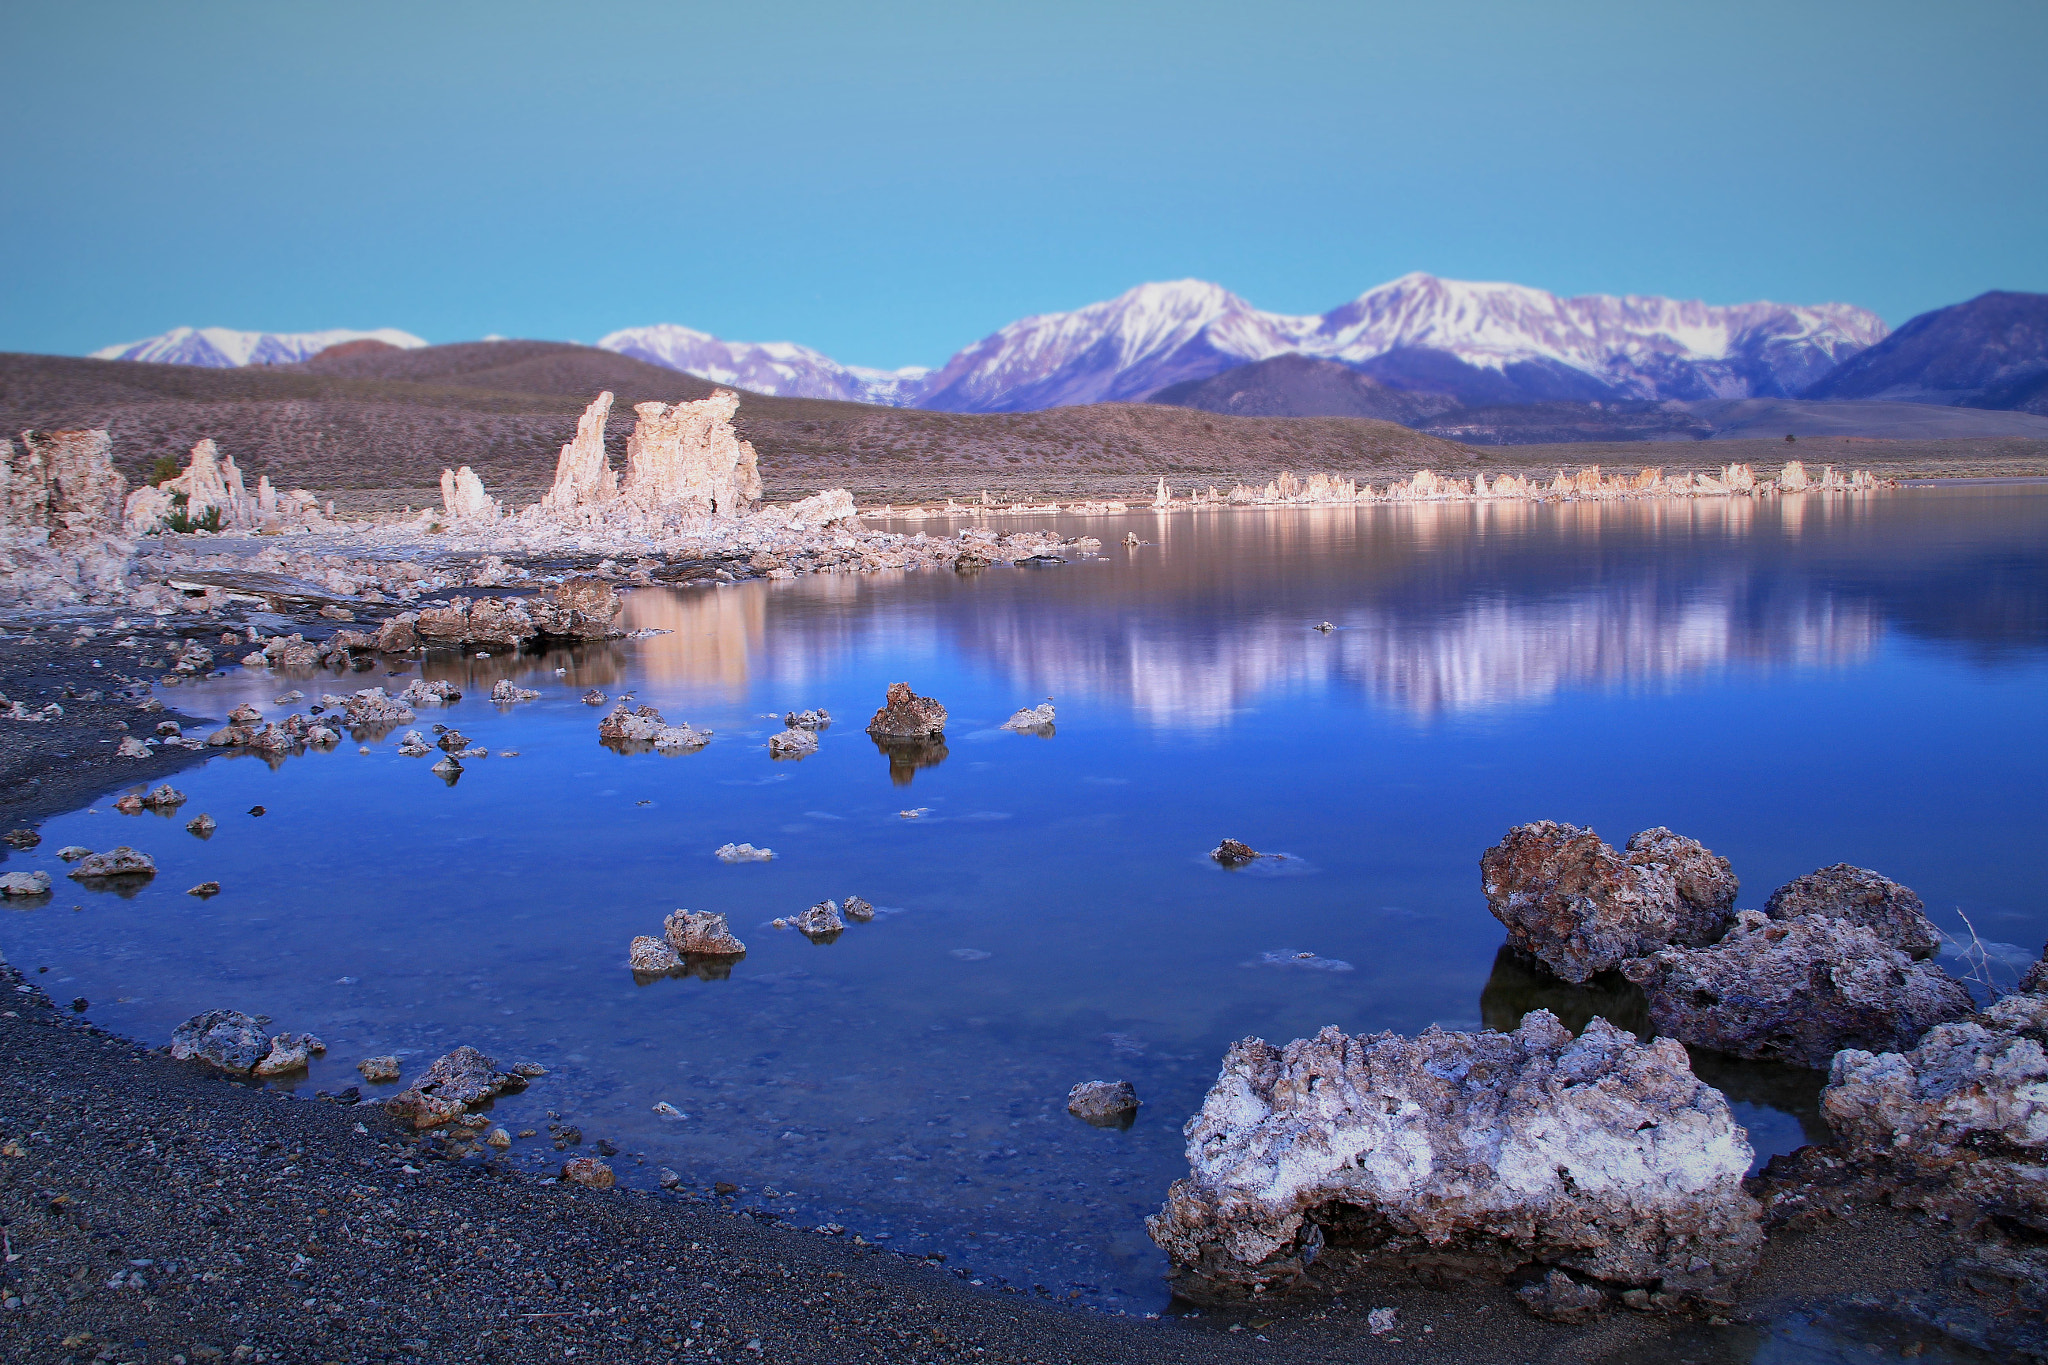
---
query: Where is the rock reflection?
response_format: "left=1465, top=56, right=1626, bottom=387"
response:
left=871, top=736, right=948, bottom=785
left=1478, top=943, right=1652, bottom=1038
left=633, top=954, right=744, bottom=985
left=1684, top=1048, right=1832, bottom=1149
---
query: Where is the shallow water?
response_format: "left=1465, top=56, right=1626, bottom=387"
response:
left=6, top=485, right=2046, bottom=1315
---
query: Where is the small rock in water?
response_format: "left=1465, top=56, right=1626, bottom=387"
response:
left=582, top=688, right=607, bottom=706
left=490, top=679, right=541, bottom=703
left=3, top=829, right=42, bottom=850
left=664, top=909, right=747, bottom=957
left=1211, top=838, right=1259, bottom=867
left=783, top=708, right=831, bottom=730
left=0, top=870, right=52, bottom=897
left=842, top=895, right=875, bottom=923
left=436, top=729, right=470, bottom=752
left=57, top=845, right=93, bottom=861
left=358, top=1056, right=402, bottom=1083
left=67, top=846, right=156, bottom=881
left=865, top=682, right=946, bottom=739
left=185, top=813, right=216, bottom=837
left=714, top=842, right=774, bottom=862
left=396, top=730, right=431, bottom=756
left=484, top=1127, right=512, bottom=1149
left=792, top=900, right=846, bottom=940
left=658, top=1167, right=683, bottom=1188
left=430, top=754, right=462, bottom=780
left=187, top=881, right=221, bottom=898
left=629, top=935, right=681, bottom=973
left=768, top=727, right=818, bottom=759
left=248, top=805, right=265, bottom=816
left=1314, top=622, right=1335, bottom=633
left=1000, top=701, right=1056, bottom=733
left=274, top=689, right=304, bottom=704
left=653, top=1101, right=686, bottom=1119
left=169, top=1009, right=273, bottom=1073
left=253, top=1031, right=325, bottom=1076
left=1067, top=1079, right=1140, bottom=1127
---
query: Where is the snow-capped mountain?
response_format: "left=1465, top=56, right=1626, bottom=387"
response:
left=91, top=326, right=427, bottom=367
left=912, top=274, right=1886, bottom=412
left=598, top=323, right=930, bottom=406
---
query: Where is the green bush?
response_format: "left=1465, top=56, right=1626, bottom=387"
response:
left=162, top=491, right=221, bottom=534
left=149, top=454, right=182, bottom=486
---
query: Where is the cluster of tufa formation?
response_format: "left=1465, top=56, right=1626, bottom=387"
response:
left=169, top=1009, right=327, bottom=1078
left=1147, top=1012, right=1763, bottom=1313
left=629, top=910, right=749, bottom=977
left=1148, top=460, right=1885, bottom=509
left=125, top=438, right=329, bottom=535
left=385, top=1046, right=545, bottom=1130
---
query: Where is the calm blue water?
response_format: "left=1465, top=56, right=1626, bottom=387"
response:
left=4, top=484, right=2045, bottom=1314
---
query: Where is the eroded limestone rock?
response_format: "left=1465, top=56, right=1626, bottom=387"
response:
left=1481, top=821, right=1734, bottom=984
left=1067, top=1080, right=1139, bottom=1126
left=490, top=679, right=541, bottom=703
left=791, top=900, right=846, bottom=940
left=783, top=708, right=831, bottom=730
left=663, top=909, right=746, bottom=957
left=438, top=465, right=499, bottom=524
left=629, top=935, right=681, bottom=974
left=529, top=576, right=621, bottom=638
left=1145, top=1013, right=1763, bottom=1310
left=768, top=727, right=818, bottom=759
left=598, top=702, right=710, bottom=751
left=252, top=1031, right=326, bottom=1076
left=169, top=1009, right=271, bottom=1074
left=1212, top=838, right=1260, bottom=867
left=1001, top=702, right=1056, bottom=733
left=67, top=846, right=156, bottom=881
left=537, top=391, right=618, bottom=519
left=385, top=1045, right=534, bottom=1130
left=1623, top=911, right=1973, bottom=1067
left=620, top=390, right=762, bottom=519
left=0, top=870, right=52, bottom=897
left=1764, top=864, right=1940, bottom=959
left=866, top=682, right=946, bottom=739
left=1822, top=981, right=2048, bottom=1219
left=358, top=1056, right=401, bottom=1083
left=714, top=842, right=774, bottom=862
left=842, top=895, right=874, bottom=923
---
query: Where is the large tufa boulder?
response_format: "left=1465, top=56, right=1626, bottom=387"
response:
left=1480, top=821, right=1737, bottom=984
left=1146, top=1013, right=1763, bottom=1312
left=1823, top=983, right=2048, bottom=1219
left=1622, top=911, right=1974, bottom=1068
left=384, top=1045, right=538, bottom=1130
left=168, top=1011, right=323, bottom=1076
left=7, top=429, right=126, bottom=546
left=1763, top=863, right=1940, bottom=959
left=866, top=682, right=947, bottom=739
left=415, top=595, right=537, bottom=647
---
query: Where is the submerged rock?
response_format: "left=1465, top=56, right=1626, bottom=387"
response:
left=1763, top=864, right=1940, bottom=959
left=768, top=727, right=818, bottom=759
left=0, top=870, right=52, bottom=897
left=397, top=730, right=431, bottom=757
left=865, top=682, right=946, bottom=739
left=1145, top=1012, right=1763, bottom=1310
left=400, top=677, right=461, bottom=706
left=599, top=702, right=711, bottom=751
left=1622, top=911, right=1973, bottom=1067
left=792, top=900, right=846, bottom=940
left=185, top=814, right=215, bottom=837
left=357, top=1056, right=401, bottom=1083
left=783, top=708, right=831, bottom=730
left=490, top=678, right=541, bottom=703
left=664, top=909, right=746, bottom=957
left=581, top=688, right=607, bottom=706
left=342, top=687, right=416, bottom=728
left=629, top=934, right=682, bottom=974
left=1067, top=1079, right=1139, bottom=1127
left=385, top=1045, right=534, bottom=1130
left=1480, top=821, right=1733, bottom=984
left=67, top=846, right=155, bottom=881
left=1212, top=838, right=1260, bottom=867
left=1001, top=702, right=1056, bottom=733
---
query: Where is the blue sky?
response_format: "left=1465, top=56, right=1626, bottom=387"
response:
left=4, top=1, right=2043, bottom=368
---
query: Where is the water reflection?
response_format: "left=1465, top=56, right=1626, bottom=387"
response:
left=871, top=735, right=949, bottom=785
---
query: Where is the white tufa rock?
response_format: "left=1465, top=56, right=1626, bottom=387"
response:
left=538, top=390, right=619, bottom=519
left=438, top=465, right=500, bottom=524
left=1146, top=1012, right=1762, bottom=1310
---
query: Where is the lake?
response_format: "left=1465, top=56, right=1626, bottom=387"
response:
left=5, top=483, right=2045, bottom=1315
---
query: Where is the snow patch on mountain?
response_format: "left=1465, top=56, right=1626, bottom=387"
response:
left=91, top=326, right=428, bottom=368
left=598, top=323, right=930, bottom=406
